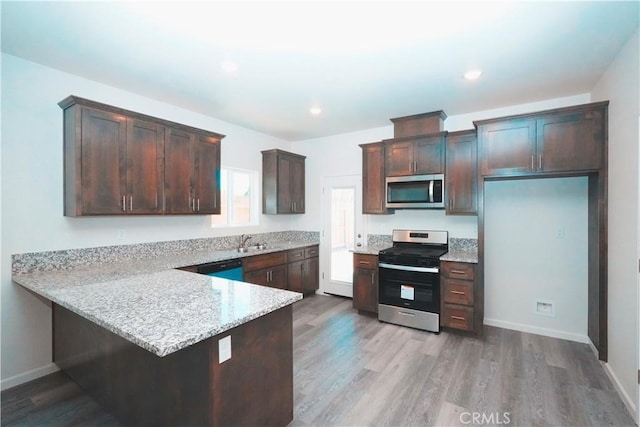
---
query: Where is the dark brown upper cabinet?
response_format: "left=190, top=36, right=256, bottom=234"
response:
left=445, top=130, right=477, bottom=215
left=360, top=142, right=392, bottom=214
left=476, top=102, right=607, bottom=177
left=384, top=132, right=446, bottom=177
left=164, top=129, right=221, bottom=215
left=262, top=149, right=306, bottom=214
left=60, top=96, right=224, bottom=216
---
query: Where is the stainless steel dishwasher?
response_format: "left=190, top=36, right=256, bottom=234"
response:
left=196, top=259, right=243, bottom=281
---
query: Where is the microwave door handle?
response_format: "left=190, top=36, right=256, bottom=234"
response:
left=428, top=180, right=434, bottom=203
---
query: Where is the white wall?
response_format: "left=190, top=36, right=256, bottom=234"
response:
left=0, top=54, right=298, bottom=388
left=591, top=31, right=640, bottom=418
left=484, top=177, right=589, bottom=342
left=295, top=93, right=591, bottom=242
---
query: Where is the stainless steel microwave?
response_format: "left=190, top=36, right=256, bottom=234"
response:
left=385, top=174, right=445, bottom=209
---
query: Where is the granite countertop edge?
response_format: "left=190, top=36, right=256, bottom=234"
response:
left=352, top=246, right=478, bottom=264
left=12, top=240, right=316, bottom=357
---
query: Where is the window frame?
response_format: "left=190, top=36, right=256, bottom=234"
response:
left=211, top=166, right=260, bottom=228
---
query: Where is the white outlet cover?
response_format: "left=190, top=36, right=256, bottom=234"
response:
left=219, top=335, right=231, bottom=363
left=534, top=300, right=555, bottom=317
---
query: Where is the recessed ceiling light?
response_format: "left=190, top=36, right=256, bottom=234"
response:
left=310, top=107, right=322, bottom=116
left=464, top=69, right=482, bottom=81
left=221, top=60, right=239, bottom=73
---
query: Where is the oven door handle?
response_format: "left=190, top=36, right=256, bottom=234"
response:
left=378, top=263, right=439, bottom=274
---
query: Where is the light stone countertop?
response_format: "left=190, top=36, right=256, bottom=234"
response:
left=12, top=241, right=318, bottom=357
left=440, top=251, right=478, bottom=264
left=352, top=245, right=478, bottom=264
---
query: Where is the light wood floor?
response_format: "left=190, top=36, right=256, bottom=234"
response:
left=2, top=294, right=636, bottom=426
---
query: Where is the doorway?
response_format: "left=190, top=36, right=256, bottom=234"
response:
left=320, top=175, right=363, bottom=297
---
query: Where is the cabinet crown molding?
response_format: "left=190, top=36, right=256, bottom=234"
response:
left=58, top=95, right=226, bottom=140
left=472, top=101, right=609, bottom=127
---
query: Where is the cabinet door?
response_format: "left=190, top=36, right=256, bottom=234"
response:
left=80, top=107, right=127, bottom=214
left=385, top=140, right=414, bottom=176
left=269, top=265, right=288, bottom=290
left=244, top=268, right=271, bottom=287
left=290, top=156, right=305, bottom=213
left=537, top=110, right=604, bottom=172
left=479, top=119, right=536, bottom=176
left=276, top=156, right=293, bottom=213
left=287, top=260, right=304, bottom=293
left=164, top=128, right=194, bottom=214
left=126, top=118, right=164, bottom=214
left=353, top=267, right=378, bottom=313
left=414, top=135, right=444, bottom=174
left=445, top=132, right=477, bottom=215
left=194, top=134, right=221, bottom=214
left=302, top=257, right=319, bottom=293
left=361, top=143, right=391, bottom=214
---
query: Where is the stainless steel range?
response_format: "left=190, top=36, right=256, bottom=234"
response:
left=378, top=229, right=448, bottom=333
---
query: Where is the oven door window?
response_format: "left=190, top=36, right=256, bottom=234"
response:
left=378, top=267, right=440, bottom=313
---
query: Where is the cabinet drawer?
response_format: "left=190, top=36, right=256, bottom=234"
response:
left=441, top=261, right=475, bottom=281
left=304, top=245, right=319, bottom=258
left=353, top=254, right=377, bottom=270
left=243, top=252, right=287, bottom=272
left=287, top=248, right=305, bottom=262
left=442, top=304, right=474, bottom=332
left=442, top=279, right=473, bottom=306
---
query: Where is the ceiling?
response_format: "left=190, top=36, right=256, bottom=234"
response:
left=2, top=1, right=638, bottom=141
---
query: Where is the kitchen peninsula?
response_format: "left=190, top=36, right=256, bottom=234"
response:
left=11, top=236, right=313, bottom=426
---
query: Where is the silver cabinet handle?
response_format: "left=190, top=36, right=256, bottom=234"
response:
left=370, top=272, right=374, bottom=284
left=450, top=290, right=465, bottom=295
left=129, top=196, right=133, bottom=211
left=451, top=315, right=466, bottom=321
left=538, top=154, right=542, bottom=170
left=531, top=155, right=535, bottom=170
left=122, top=196, right=126, bottom=212
left=197, top=198, right=200, bottom=212
left=451, top=270, right=467, bottom=275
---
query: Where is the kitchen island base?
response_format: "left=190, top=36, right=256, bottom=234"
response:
left=53, top=303, right=293, bottom=427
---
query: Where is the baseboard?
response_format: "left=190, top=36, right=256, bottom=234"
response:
left=1, top=363, right=59, bottom=391
left=587, top=337, right=599, bottom=358
left=483, top=318, right=589, bottom=344
left=601, top=361, right=638, bottom=424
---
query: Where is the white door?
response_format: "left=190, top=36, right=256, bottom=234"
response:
left=320, top=175, right=363, bottom=297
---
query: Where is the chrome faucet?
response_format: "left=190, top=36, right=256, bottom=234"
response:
left=239, top=234, right=252, bottom=249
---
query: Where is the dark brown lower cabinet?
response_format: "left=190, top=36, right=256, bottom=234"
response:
left=53, top=303, right=293, bottom=427
left=287, top=245, right=319, bottom=294
left=242, top=252, right=288, bottom=289
left=440, top=261, right=479, bottom=334
left=352, top=253, right=378, bottom=313
left=243, top=265, right=288, bottom=289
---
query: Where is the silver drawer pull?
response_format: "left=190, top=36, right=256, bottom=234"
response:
left=450, top=290, right=465, bottom=295
left=399, top=311, right=416, bottom=317
left=451, top=315, right=466, bottom=321
left=451, top=270, right=467, bottom=275
left=359, top=261, right=371, bottom=265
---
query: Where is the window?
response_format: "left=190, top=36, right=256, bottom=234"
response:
left=211, top=167, right=259, bottom=227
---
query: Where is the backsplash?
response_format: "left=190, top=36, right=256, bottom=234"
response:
left=12, top=231, right=319, bottom=274
left=367, top=234, right=392, bottom=247
left=367, top=234, right=477, bottom=253
left=449, top=238, right=478, bottom=253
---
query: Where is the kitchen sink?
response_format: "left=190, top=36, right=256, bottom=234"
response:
left=236, top=244, right=280, bottom=253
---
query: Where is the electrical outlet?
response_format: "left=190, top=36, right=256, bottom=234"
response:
left=219, top=335, right=231, bottom=363
left=535, top=300, right=555, bottom=317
